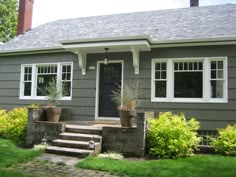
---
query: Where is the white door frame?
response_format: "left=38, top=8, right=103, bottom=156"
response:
left=95, top=60, right=124, bottom=120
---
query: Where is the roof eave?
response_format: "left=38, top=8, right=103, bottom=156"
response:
left=1, top=36, right=236, bottom=56
left=0, top=46, right=65, bottom=56
left=151, top=36, right=236, bottom=47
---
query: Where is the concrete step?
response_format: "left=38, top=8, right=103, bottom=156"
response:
left=65, top=124, right=102, bottom=135
left=60, top=132, right=102, bottom=142
left=52, top=139, right=100, bottom=150
left=45, top=146, right=93, bottom=158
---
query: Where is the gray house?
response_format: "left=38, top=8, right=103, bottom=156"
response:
left=0, top=0, right=236, bottom=135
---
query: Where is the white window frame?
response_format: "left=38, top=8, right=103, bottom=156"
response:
left=19, top=62, right=73, bottom=100
left=151, top=57, right=228, bottom=103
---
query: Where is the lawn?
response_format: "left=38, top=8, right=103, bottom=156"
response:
left=0, top=138, right=43, bottom=177
left=77, top=155, right=236, bottom=177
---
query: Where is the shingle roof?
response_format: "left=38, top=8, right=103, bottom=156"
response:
left=0, top=4, right=236, bottom=52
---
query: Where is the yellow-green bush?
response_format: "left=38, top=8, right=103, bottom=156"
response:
left=0, top=106, right=37, bottom=144
left=147, top=112, right=201, bottom=159
left=211, top=125, right=236, bottom=156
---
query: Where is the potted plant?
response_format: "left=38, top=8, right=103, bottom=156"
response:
left=112, top=81, right=140, bottom=127
left=44, top=79, right=63, bottom=122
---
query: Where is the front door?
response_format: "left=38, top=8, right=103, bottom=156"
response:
left=98, top=63, right=122, bottom=117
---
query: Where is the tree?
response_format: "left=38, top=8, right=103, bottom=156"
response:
left=0, top=0, right=18, bottom=43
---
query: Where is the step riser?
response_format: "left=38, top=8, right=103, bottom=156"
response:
left=60, top=135, right=101, bottom=143
left=45, top=149, right=90, bottom=158
left=66, top=128, right=102, bottom=135
left=52, top=141, right=100, bottom=150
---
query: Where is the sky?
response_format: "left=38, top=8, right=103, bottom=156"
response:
left=32, top=0, right=236, bottom=27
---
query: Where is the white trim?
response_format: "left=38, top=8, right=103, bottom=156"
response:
left=151, top=57, right=228, bottom=103
left=60, top=35, right=152, bottom=44
left=95, top=60, right=124, bottom=120
left=19, top=62, right=73, bottom=100
left=75, top=50, right=87, bottom=75
left=131, top=47, right=140, bottom=75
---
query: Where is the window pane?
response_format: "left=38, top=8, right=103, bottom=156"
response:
left=67, top=73, right=71, bottom=80
left=199, top=62, right=203, bottom=70
left=67, top=65, right=71, bottom=72
left=194, top=62, right=198, bottom=70
left=155, top=63, right=160, bottom=70
left=211, top=70, right=216, bottom=79
left=217, top=70, right=223, bottom=79
left=155, top=81, right=166, bottom=97
left=218, top=61, right=223, bottom=69
left=211, top=80, right=223, bottom=98
left=62, top=82, right=71, bottom=96
left=174, top=63, right=178, bottom=70
left=63, top=66, right=67, bottom=72
left=189, top=63, right=193, bottom=70
left=161, top=71, right=166, bottom=79
left=211, top=61, right=216, bottom=69
left=161, top=63, right=166, bottom=70
left=174, top=72, right=203, bottom=98
left=179, top=63, right=183, bottom=70
left=62, top=73, right=66, bottom=80
left=24, top=82, right=31, bottom=96
left=24, top=67, right=28, bottom=73
left=184, top=62, right=188, bottom=70
left=24, top=74, right=28, bottom=81
left=155, top=71, right=160, bottom=79
left=37, top=75, right=57, bottom=96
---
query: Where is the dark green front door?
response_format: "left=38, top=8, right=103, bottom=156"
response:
left=99, top=63, right=122, bottom=117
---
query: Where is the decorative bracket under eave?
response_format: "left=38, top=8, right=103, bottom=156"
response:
left=75, top=50, right=87, bottom=75
left=131, top=48, right=140, bottom=75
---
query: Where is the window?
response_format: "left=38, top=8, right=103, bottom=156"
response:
left=174, top=61, right=203, bottom=98
left=20, top=62, right=73, bottom=100
left=154, top=62, right=167, bottom=98
left=37, top=65, right=57, bottom=96
left=210, top=60, right=224, bottom=98
left=151, top=57, right=227, bottom=103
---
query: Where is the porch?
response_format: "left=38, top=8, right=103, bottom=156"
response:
left=26, top=108, right=153, bottom=157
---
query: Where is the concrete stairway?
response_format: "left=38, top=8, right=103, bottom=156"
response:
left=45, top=124, right=102, bottom=158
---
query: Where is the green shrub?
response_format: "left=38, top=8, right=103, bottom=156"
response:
left=147, top=112, right=201, bottom=159
left=211, top=125, right=236, bottom=156
left=0, top=105, right=38, bottom=144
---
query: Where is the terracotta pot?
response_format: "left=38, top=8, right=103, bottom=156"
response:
left=45, top=107, right=62, bottom=122
left=119, top=110, right=137, bottom=127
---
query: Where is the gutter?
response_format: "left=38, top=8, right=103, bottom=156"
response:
left=150, top=36, right=236, bottom=48
left=0, top=46, right=66, bottom=56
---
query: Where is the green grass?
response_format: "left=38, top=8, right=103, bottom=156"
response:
left=0, top=138, right=43, bottom=177
left=77, top=155, right=236, bottom=177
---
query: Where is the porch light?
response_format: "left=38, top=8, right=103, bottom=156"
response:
left=104, top=48, right=109, bottom=65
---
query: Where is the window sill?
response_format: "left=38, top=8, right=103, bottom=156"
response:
left=151, top=98, right=228, bottom=103
left=19, top=97, right=72, bottom=101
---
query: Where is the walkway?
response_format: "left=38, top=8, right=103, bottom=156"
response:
left=7, top=154, right=120, bottom=177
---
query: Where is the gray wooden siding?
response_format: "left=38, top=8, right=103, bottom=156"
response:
left=136, top=45, right=236, bottom=130
left=0, top=45, right=236, bottom=129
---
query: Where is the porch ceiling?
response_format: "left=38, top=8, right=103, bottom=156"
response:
left=62, top=39, right=151, bottom=75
